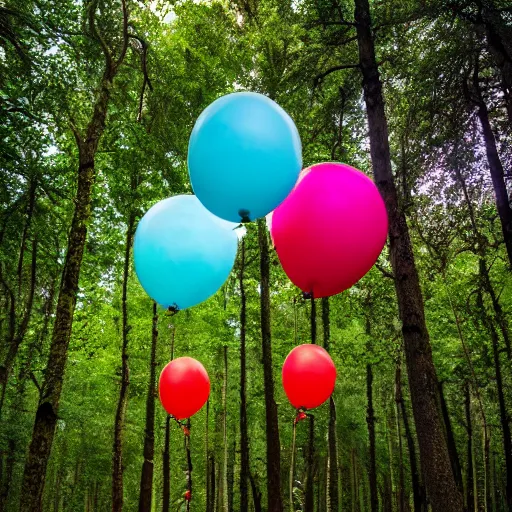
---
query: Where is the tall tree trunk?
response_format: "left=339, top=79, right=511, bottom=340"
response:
left=249, top=472, right=262, bottom=512
left=353, top=0, right=463, bottom=509
left=453, top=163, right=511, bottom=359
left=465, top=383, right=474, bottom=512
left=365, top=319, right=378, bottom=512
left=471, top=66, right=512, bottom=267
left=138, top=302, right=158, bottom=512
left=205, top=400, right=211, bottom=512
left=208, top=455, right=216, bottom=512
left=366, top=362, right=378, bottom=512
left=305, top=415, right=315, bottom=512
left=163, top=326, right=175, bottom=512
left=395, top=388, right=405, bottom=512
left=395, top=364, right=426, bottom=512
left=239, top=239, right=249, bottom=512
left=19, top=7, right=128, bottom=508
left=305, top=297, right=317, bottom=512
left=479, top=291, right=512, bottom=510
left=257, top=219, right=282, bottom=512
left=112, top=209, right=136, bottom=512
left=323, top=298, right=339, bottom=512
left=219, top=346, right=229, bottom=512
left=351, top=449, right=358, bottom=512
left=0, top=232, right=38, bottom=416
left=438, top=382, right=463, bottom=495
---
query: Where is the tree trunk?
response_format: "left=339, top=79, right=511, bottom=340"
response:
left=239, top=239, right=249, bottom=512
left=366, top=360, right=378, bottom=512
left=438, top=382, right=463, bottom=495
left=0, top=439, right=15, bottom=512
left=205, top=400, right=211, bottom=512
left=395, top=390, right=405, bottom=512
left=0, top=232, right=38, bottom=417
left=138, top=302, right=158, bottom=512
left=208, top=455, right=216, bottom=512
left=395, top=364, right=426, bottom=512
left=257, top=219, right=283, bottom=512
left=324, top=297, right=339, bottom=512
left=112, top=209, right=136, bottom=512
left=305, top=415, right=315, bottom=512
left=353, top=0, right=463, bottom=509
left=480, top=294, right=512, bottom=510
left=304, top=297, right=317, bottom=512
left=19, top=8, right=128, bottom=505
left=465, top=383, right=474, bottom=512
left=163, top=326, right=175, bottom=512
left=472, top=67, right=512, bottom=267
left=219, top=346, right=229, bottom=512
left=249, top=472, right=262, bottom=512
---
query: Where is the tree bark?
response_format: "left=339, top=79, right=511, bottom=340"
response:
left=438, top=382, right=463, bottom=495
left=163, top=326, right=175, bottom=512
left=366, top=360, right=378, bottom=512
left=257, top=219, right=283, bottom=512
left=19, top=6, right=128, bottom=508
left=0, top=235, right=37, bottom=417
left=219, top=346, right=229, bottom=512
left=465, top=382, right=474, bottom=512
left=239, top=239, right=249, bottom=512
left=112, top=209, right=136, bottom=512
left=305, top=415, right=315, bottom=512
left=472, top=67, right=512, bottom=267
left=323, top=298, right=339, bottom=512
left=138, top=302, right=158, bottom=512
left=353, top=0, right=463, bottom=509
left=479, top=291, right=512, bottom=510
left=395, top=364, right=426, bottom=512
left=249, top=472, right=262, bottom=512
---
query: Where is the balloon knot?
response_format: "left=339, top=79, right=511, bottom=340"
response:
left=294, top=410, right=308, bottom=424
left=182, top=425, right=190, bottom=437
left=166, top=304, right=180, bottom=316
left=302, top=291, right=313, bottom=300
left=184, top=490, right=192, bottom=501
left=238, top=209, right=251, bottom=223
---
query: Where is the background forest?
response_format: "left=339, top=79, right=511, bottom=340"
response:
left=1, top=0, right=511, bottom=511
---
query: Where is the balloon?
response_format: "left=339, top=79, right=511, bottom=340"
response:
left=188, top=92, right=302, bottom=223
left=271, top=163, right=388, bottom=298
left=134, top=195, right=238, bottom=310
left=159, top=357, right=210, bottom=420
left=282, top=344, right=336, bottom=410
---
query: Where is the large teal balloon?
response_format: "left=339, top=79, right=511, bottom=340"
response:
left=188, top=92, right=302, bottom=223
left=133, top=195, right=238, bottom=311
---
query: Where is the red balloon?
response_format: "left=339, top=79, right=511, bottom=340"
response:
left=271, top=162, right=388, bottom=298
left=282, top=344, right=336, bottom=410
left=159, top=357, right=210, bottom=420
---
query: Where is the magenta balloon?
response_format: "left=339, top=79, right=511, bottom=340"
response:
left=271, top=162, right=388, bottom=298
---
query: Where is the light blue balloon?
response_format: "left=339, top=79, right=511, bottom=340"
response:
left=188, top=92, right=302, bottom=223
left=133, top=195, right=238, bottom=311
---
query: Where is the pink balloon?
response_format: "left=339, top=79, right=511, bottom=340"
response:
left=271, top=163, right=388, bottom=298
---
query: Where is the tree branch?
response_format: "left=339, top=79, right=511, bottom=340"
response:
left=116, top=0, right=129, bottom=68
left=314, top=63, right=360, bottom=87
left=88, top=0, right=113, bottom=69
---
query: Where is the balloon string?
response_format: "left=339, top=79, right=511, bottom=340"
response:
left=184, top=418, right=192, bottom=509
left=290, top=409, right=308, bottom=512
left=169, top=416, right=192, bottom=506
